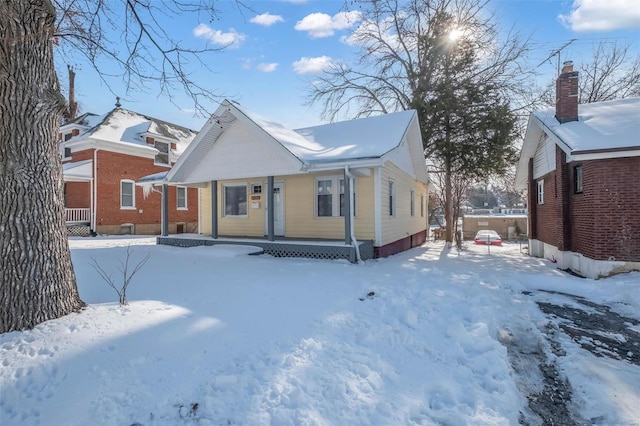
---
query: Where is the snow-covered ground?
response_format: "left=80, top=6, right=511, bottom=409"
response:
left=1, top=237, right=638, bottom=425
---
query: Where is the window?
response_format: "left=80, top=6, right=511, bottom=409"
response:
left=251, top=183, right=262, bottom=195
left=316, top=176, right=356, bottom=217
left=574, top=166, right=583, bottom=194
left=339, top=179, right=356, bottom=217
left=537, top=180, right=544, bottom=204
left=154, top=141, right=170, bottom=165
left=389, top=179, right=396, bottom=216
left=63, top=147, right=71, bottom=158
left=177, top=186, right=187, bottom=210
left=64, top=133, right=72, bottom=141
left=421, top=194, right=425, bottom=217
left=224, top=184, right=247, bottom=216
left=120, top=180, right=135, bottom=209
left=317, top=179, right=333, bottom=217
left=410, top=190, right=415, bottom=217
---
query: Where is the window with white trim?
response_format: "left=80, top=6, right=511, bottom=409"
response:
left=537, top=180, right=544, bottom=204
left=410, top=190, right=415, bottom=217
left=224, top=184, right=247, bottom=216
left=316, top=176, right=355, bottom=217
left=389, top=179, right=396, bottom=216
left=154, top=141, right=170, bottom=166
left=177, top=186, right=187, bottom=210
left=120, top=180, right=135, bottom=209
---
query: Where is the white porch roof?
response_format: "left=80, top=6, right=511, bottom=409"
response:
left=62, top=159, right=93, bottom=182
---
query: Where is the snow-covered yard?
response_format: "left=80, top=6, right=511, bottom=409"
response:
left=1, top=237, right=638, bottom=425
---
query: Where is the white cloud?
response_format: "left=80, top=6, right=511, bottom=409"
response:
left=250, top=13, right=285, bottom=27
left=559, top=0, right=640, bottom=31
left=258, top=62, right=279, bottom=72
left=341, top=19, right=400, bottom=50
left=292, top=56, right=335, bottom=75
left=295, top=11, right=362, bottom=38
left=193, top=23, right=246, bottom=48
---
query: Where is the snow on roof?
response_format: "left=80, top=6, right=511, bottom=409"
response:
left=534, top=97, right=640, bottom=153
left=233, top=101, right=416, bottom=163
left=80, top=108, right=196, bottom=153
left=62, top=159, right=93, bottom=180
left=295, top=110, right=415, bottom=163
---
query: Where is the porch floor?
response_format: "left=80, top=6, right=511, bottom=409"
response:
left=157, top=234, right=374, bottom=263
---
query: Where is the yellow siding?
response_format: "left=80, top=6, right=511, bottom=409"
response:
left=200, top=183, right=211, bottom=235
left=380, top=162, right=429, bottom=246
left=197, top=172, right=377, bottom=240
left=283, top=172, right=375, bottom=240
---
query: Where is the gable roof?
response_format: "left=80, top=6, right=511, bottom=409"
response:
left=515, top=97, right=640, bottom=189
left=167, top=99, right=427, bottom=184
left=64, top=108, right=197, bottom=155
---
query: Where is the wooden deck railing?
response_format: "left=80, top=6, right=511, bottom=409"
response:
left=65, top=208, right=90, bottom=224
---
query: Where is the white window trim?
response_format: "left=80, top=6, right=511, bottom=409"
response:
left=537, top=180, right=544, bottom=205
left=120, top=179, right=136, bottom=210
left=223, top=183, right=248, bottom=217
left=314, top=176, right=356, bottom=218
left=153, top=140, right=171, bottom=167
left=177, top=186, right=187, bottom=210
left=389, top=179, right=396, bottom=217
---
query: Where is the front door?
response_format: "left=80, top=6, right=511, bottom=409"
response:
left=265, top=182, right=285, bottom=236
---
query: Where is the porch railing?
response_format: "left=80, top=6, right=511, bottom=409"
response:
left=65, top=208, right=90, bottom=224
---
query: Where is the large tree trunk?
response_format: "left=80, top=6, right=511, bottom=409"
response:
left=0, top=1, right=85, bottom=333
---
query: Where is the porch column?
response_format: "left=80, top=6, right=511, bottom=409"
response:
left=161, top=184, right=169, bottom=236
left=211, top=180, right=218, bottom=239
left=267, top=176, right=275, bottom=241
left=344, top=169, right=352, bottom=245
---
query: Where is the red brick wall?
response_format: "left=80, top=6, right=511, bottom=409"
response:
left=533, top=150, right=640, bottom=262
left=65, top=182, right=90, bottom=208
left=570, top=157, right=640, bottom=262
left=532, top=146, right=569, bottom=250
left=65, top=148, right=198, bottom=234
left=94, top=151, right=198, bottom=234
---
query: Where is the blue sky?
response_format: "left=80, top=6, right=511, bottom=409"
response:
left=63, top=0, right=640, bottom=131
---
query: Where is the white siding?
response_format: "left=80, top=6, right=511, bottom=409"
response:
left=533, top=135, right=556, bottom=179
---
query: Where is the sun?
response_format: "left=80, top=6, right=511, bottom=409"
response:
left=448, top=28, right=464, bottom=42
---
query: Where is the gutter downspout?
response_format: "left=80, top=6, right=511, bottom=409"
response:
left=345, top=166, right=362, bottom=263
left=92, top=148, right=100, bottom=233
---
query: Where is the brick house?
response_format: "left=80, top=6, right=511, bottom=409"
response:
left=515, top=62, right=640, bottom=279
left=60, top=106, right=198, bottom=235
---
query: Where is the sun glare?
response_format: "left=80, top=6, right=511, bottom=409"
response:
left=448, top=28, right=463, bottom=42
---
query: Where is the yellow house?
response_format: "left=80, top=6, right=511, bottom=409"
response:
left=157, top=100, right=429, bottom=262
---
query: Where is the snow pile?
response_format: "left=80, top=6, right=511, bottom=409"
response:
left=1, top=238, right=638, bottom=425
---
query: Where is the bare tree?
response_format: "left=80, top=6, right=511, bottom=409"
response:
left=308, top=0, right=533, bottom=244
left=90, top=246, right=150, bottom=306
left=1, top=0, right=232, bottom=333
left=578, top=41, right=640, bottom=103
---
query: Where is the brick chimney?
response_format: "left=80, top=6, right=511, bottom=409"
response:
left=555, top=61, right=578, bottom=123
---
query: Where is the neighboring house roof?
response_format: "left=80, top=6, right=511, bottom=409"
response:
left=63, top=107, right=197, bottom=155
left=515, top=97, right=640, bottom=189
left=167, top=99, right=428, bottom=184
left=62, top=159, right=93, bottom=181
